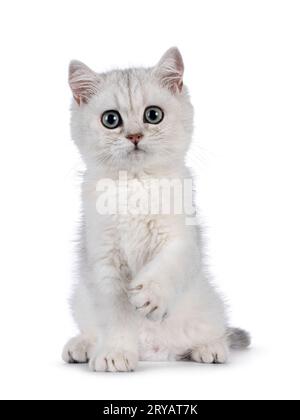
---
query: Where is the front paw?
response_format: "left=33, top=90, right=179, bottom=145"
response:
left=89, top=350, right=138, bottom=373
left=127, top=279, right=168, bottom=322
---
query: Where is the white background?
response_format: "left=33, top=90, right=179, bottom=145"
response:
left=0, top=0, right=299, bottom=400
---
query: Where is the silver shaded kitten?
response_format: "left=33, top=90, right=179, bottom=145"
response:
left=63, top=48, right=250, bottom=372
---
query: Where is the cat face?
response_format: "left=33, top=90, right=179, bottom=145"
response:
left=69, top=48, right=194, bottom=173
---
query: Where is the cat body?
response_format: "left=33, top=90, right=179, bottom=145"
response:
left=63, top=48, right=249, bottom=372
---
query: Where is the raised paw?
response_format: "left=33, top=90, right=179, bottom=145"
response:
left=62, top=335, right=94, bottom=364
left=89, top=350, right=138, bottom=373
left=127, top=280, right=168, bottom=322
left=191, top=340, right=229, bottom=364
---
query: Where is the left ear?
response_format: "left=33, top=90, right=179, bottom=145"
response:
left=154, top=47, right=184, bottom=93
left=69, top=60, right=100, bottom=105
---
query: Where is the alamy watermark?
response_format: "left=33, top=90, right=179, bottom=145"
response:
left=96, top=171, right=198, bottom=225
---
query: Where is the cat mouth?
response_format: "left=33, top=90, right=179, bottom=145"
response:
left=130, top=146, right=145, bottom=154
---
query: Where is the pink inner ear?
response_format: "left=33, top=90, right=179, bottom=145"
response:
left=70, top=77, right=96, bottom=105
left=162, top=70, right=184, bottom=94
left=73, top=95, right=81, bottom=105
left=155, top=48, right=185, bottom=94
left=69, top=61, right=99, bottom=105
left=72, top=85, right=89, bottom=105
left=73, top=92, right=85, bottom=106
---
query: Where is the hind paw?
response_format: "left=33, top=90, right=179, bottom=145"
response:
left=62, top=335, right=94, bottom=364
left=191, top=340, right=229, bottom=364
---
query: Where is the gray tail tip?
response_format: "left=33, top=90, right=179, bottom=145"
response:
left=227, top=327, right=251, bottom=350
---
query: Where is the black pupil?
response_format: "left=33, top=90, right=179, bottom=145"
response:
left=149, top=109, right=159, bottom=121
left=107, top=113, right=118, bottom=126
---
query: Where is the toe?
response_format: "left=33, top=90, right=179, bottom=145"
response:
left=90, top=351, right=138, bottom=373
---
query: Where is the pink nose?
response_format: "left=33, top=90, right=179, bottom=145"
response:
left=126, top=133, right=144, bottom=145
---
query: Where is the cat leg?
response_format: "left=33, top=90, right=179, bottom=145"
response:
left=127, top=239, right=191, bottom=322
left=88, top=292, right=139, bottom=373
left=64, top=266, right=139, bottom=372
left=87, top=266, right=139, bottom=372
left=188, top=290, right=229, bottom=364
left=155, top=284, right=230, bottom=364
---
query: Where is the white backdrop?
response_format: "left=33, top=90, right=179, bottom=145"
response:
left=0, top=0, right=299, bottom=400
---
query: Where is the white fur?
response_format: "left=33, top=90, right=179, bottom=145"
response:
left=63, top=48, right=235, bottom=372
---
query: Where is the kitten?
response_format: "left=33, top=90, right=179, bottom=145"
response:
left=63, top=48, right=250, bottom=372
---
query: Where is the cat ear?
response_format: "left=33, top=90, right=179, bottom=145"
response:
left=154, top=47, right=184, bottom=93
left=69, top=60, right=100, bottom=105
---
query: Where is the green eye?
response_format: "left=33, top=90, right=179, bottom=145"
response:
left=144, top=106, right=164, bottom=125
left=101, top=110, right=122, bottom=129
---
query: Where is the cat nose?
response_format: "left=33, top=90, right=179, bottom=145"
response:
left=126, top=133, right=144, bottom=145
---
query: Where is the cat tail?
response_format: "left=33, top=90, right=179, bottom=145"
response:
left=227, top=328, right=251, bottom=349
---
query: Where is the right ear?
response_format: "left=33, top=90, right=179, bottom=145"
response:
left=154, top=47, right=184, bottom=94
left=69, top=60, right=100, bottom=105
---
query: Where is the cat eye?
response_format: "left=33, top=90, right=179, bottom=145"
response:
left=144, top=106, right=164, bottom=125
left=101, top=110, right=122, bottom=129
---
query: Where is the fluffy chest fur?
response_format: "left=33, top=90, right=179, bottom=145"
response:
left=117, top=215, right=168, bottom=276
left=83, top=172, right=186, bottom=280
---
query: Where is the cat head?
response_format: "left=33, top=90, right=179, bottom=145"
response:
left=69, top=48, right=194, bottom=173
